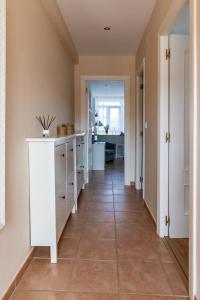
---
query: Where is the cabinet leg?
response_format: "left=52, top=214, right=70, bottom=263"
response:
left=50, top=244, right=57, bottom=263
left=72, top=204, right=76, bottom=214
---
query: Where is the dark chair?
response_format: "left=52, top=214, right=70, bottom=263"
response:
left=105, top=142, right=116, bottom=162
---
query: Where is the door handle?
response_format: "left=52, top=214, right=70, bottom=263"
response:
left=60, top=195, right=66, bottom=200
left=61, top=153, right=65, bottom=157
left=69, top=182, right=74, bottom=186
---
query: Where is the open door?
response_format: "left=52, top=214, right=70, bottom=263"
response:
left=86, top=82, right=93, bottom=182
left=168, top=34, right=189, bottom=238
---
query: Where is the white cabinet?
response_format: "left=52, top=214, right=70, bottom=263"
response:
left=27, top=136, right=76, bottom=263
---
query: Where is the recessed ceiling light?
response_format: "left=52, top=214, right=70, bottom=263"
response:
left=104, top=26, right=111, bottom=31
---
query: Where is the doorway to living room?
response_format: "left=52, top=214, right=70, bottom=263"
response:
left=88, top=80, right=125, bottom=182
left=80, top=76, right=131, bottom=186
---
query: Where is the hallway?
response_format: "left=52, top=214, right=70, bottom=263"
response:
left=11, top=161, right=188, bottom=299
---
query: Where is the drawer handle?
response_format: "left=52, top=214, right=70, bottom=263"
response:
left=76, top=144, right=81, bottom=147
left=60, top=196, right=66, bottom=199
left=80, top=165, right=84, bottom=169
left=61, top=153, right=65, bottom=157
left=78, top=171, right=81, bottom=174
left=69, top=182, right=74, bottom=186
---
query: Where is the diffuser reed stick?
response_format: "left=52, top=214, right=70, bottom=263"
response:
left=36, top=115, right=56, bottom=137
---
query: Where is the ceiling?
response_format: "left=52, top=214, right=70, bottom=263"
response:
left=56, top=0, right=156, bottom=55
left=88, top=80, right=124, bottom=97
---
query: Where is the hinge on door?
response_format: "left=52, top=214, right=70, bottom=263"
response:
left=165, top=215, right=170, bottom=226
left=165, top=132, right=171, bottom=143
left=140, top=176, right=143, bottom=183
left=140, top=84, right=144, bottom=90
left=140, top=131, right=143, bottom=137
left=166, top=48, right=171, bottom=60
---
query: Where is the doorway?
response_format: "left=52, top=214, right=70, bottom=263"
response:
left=135, top=59, right=145, bottom=197
left=80, top=76, right=131, bottom=186
left=158, top=2, right=189, bottom=282
left=88, top=80, right=125, bottom=179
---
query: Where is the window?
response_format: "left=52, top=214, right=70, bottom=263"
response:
left=94, top=97, right=124, bottom=135
left=0, top=0, right=6, bottom=228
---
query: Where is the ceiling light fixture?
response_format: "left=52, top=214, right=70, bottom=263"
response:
left=104, top=26, right=111, bottom=31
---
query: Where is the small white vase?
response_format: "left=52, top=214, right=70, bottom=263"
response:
left=43, top=129, right=49, bottom=138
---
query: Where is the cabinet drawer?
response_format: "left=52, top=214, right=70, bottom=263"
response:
left=56, top=183, right=67, bottom=240
left=55, top=144, right=66, bottom=189
left=67, top=141, right=74, bottom=178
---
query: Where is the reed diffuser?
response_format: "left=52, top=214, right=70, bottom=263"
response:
left=36, top=115, right=56, bottom=138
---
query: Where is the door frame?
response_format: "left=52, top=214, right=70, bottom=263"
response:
left=80, top=75, right=131, bottom=185
left=157, top=0, right=196, bottom=297
left=135, top=58, right=146, bottom=199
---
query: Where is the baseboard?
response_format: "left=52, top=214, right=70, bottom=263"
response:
left=143, top=199, right=157, bottom=229
left=2, top=247, right=35, bottom=300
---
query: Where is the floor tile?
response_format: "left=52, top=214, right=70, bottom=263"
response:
left=114, top=195, right=140, bottom=202
left=119, top=295, right=184, bottom=300
left=118, top=261, right=171, bottom=294
left=69, top=261, right=118, bottom=293
left=87, top=211, right=115, bottom=223
left=63, top=222, right=85, bottom=239
left=162, top=263, right=188, bottom=295
left=87, top=202, right=114, bottom=212
left=68, top=211, right=88, bottom=223
left=90, top=195, right=114, bottom=202
left=115, top=211, right=147, bottom=223
left=17, top=259, right=74, bottom=291
left=58, top=238, right=80, bottom=259
left=114, top=202, right=144, bottom=212
left=65, top=294, right=119, bottom=300
left=11, top=291, right=119, bottom=300
left=83, top=223, right=115, bottom=239
left=116, top=223, right=158, bottom=240
left=78, top=239, right=116, bottom=260
left=11, top=290, right=64, bottom=300
left=117, top=239, right=162, bottom=262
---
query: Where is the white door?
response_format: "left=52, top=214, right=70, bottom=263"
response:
left=139, top=77, right=144, bottom=190
left=86, top=82, right=93, bottom=182
left=169, top=34, right=189, bottom=238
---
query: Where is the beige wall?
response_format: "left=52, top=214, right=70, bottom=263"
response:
left=75, top=56, right=136, bottom=181
left=0, top=0, right=77, bottom=297
left=135, top=0, right=174, bottom=219
left=196, top=0, right=200, bottom=296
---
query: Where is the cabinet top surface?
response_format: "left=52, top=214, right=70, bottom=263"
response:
left=26, top=132, right=85, bottom=143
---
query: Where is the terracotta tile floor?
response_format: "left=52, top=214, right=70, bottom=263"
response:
left=11, top=160, right=188, bottom=299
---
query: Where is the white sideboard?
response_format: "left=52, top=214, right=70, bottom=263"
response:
left=27, top=133, right=85, bottom=263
